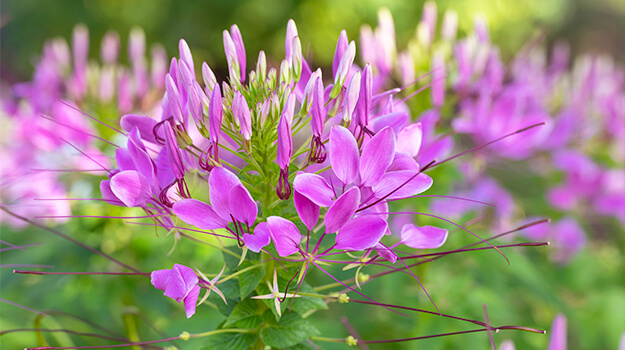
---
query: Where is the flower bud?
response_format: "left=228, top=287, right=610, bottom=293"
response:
left=101, top=31, right=120, bottom=65
left=202, top=62, right=217, bottom=93
left=442, top=9, right=458, bottom=41
left=332, top=30, right=348, bottom=78
left=342, top=71, right=361, bottom=125
left=279, top=59, right=291, bottom=86
left=256, top=51, right=267, bottom=84
left=285, top=19, right=299, bottom=63
left=291, top=37, right=303, bottom=83
left=330, top=41, right=356, bottom=99
left=151, top=44, right=168, bottom=90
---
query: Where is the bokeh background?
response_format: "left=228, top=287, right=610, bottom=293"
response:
left=1, top=0, right=624, bottom=349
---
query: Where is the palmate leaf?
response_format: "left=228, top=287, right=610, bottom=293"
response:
left=261, top=312, right=320, bottom=348
left=202, top=332, right=256, bottom=350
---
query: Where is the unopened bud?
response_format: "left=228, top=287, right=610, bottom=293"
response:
left=291, top=37, right=303, bottom=83
left=338, top=293, right=350, bottom=304
left=346, top=336, right=358, bottom=346
left=279, top=59, right=291, bottom=86
left=256, top=51, right=267, bottom=83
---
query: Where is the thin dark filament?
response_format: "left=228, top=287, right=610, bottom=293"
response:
left=0, top=242, right=43, bottom=252
left=358, top=327, right=544, bottom=345
left=58, top=138, right=110, bottom=172
left=428, top=122, right=546, bottom=169
left=0, top=207, right=141, bottom=273
left=25, top=335, right=180, bottom=349
left=1, top=328, right=131, bottom=343
left=1, top=264, right=53, bottom=268
left=341, top=316, right=370, bottom=350
left=60, top=100, right=127, bottom=135
left=312, top=261, right=408, bottom=317
left=13, top=270, right=149, bottom=276
left=484, top=304, right=497, bottom=350
left=0, top=298, right=49, bottom=316
left=278, top=269, right=300, bottom=302
left=38, top=115, right=120, bottom=148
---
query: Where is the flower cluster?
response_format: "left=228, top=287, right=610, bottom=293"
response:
left=0, top=25, right=166, bottom=227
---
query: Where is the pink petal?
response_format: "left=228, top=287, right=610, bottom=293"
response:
left=325, top=187, right=360, bottom=233
left=228, top=184, right=258, bottom=225
left=396, top=123, right=422, bottom=157
left=375, top=243, right=397, bottom=263
left=209, top=167, right=241, bottom=221
left=150, top=269, right=171, bottom=291
left=243, top=222, right=271, bottom=253
left=400, top=224, right=448, bottom=249
left=371, top=112, right=408, bottom=135
left=334, top=216, right=387, bottom=251
left=547, top=314, right=567, bottom=350
left=120, top=114, right=158, bottom=144
left=99, top=180, right=124, bottom=206
left=173, top=199, right=228, bottom=230
left=267, top=216, right=302, bottom=257
left=110, top=170, right=152, bottom=207
left=329, top=126, right=360, bottom=186
left=294, top=190, right=320, bottom=231
left=372, top=171, right=433, bottom=200
left=388, top=152, right=420, bottom=172
left=360, top=126, right=396, bottom=187
left=293, top=173, right=334, bottom=207
left=183, top=285, right=201, bottom=319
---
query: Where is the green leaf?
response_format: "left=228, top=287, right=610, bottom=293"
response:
left=284, top=341, right=319, bottom=350
left=209, top=279, right=240, bottom=316
left=202, top=332, right=256, bottom=350
left=261, top=312, right=320, bottom=348
left=289, top=281, right=328, bottom=315
left=239, top=261, right=265, bottom=299
left=223, top=299, right=267, bottom=329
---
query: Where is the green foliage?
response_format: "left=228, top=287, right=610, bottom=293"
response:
left=261, top=312, right=321, bottom=348
left=202, top=332, right=256, bottom=350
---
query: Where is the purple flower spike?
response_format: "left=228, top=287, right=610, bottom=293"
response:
left=110, top=170, right=152, bottom=207
left=173, top=198, right=228, bottom=230
left=330, top=126, right=359, bottom=186
left=334, top=41, right=356, bottom=88
left=230, top=25, right=247, bottom=82
left=360, top=126, right=396, bottom=187
left=151, top=264, right=200, bottom=318
left=325, top=187, right=360, bottom=233
left=335, top=216, right=387, bottom=251
left=400, top=224, right=448, bottom=249
left=209, top=83, right=223, bottom=144
left=267, top=216, right=302, bottom=257
left=547, top=314, right=567, bottom=350
left=202, top=62, right=217, bottom=91
left=293, top=173, right=334, bottom=207
left=243, top=222, right=271, bottom=253
left=332, top=30, right=349, bottom=78
left=179, top=39, right=195, bottom=74
left=228, top=184, right=258, bottom=226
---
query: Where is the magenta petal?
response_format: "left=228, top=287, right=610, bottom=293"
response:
left=110, top=170, right=152, bottom=207
left=335, top=216, right=387, bottom=251
left=372, top=171, right=433, bottom=200
left=209, top=167, right=241, bottom=221
left=396, top=123, right=422, bottom=157
left=120, top=114, right=158, bottom=143
left=388, top=152, right=420, bottom=172
left=228, top=184, right=258, bottom=225
left=150, top=269, right=171, bottom=291
left=100, top=180, right=124, bottom=206
left=400, top=224, right=448, bottom=249
left=267, top=216, right=302, bottom=257
left=360, top=126, right=396, bottom=187
left=293, top=173, right=334, bottom=207
left=173, top=199, right=228, bottom=230
left=243, top=222, right=271, bottom=253
left=294, top=190, right=320, bottom=231
left=183, top=285, right=200, bottom=319
left=164, top=264, right=198, bottom=302
left=325, top=187, right=360, bottom=233
left=547, top=314, right=567, bottom=350
left=329, top=126, right=359, bottom=186
left=375, top=243, right=397, bottom=263
left=371, top=112, right=408, bottom=135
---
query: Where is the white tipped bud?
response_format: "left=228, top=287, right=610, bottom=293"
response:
left=202, top=62, right=217, bottom=92
left=330, top=41, right=356, bottom=99
left=256, top=51, right=267, bottom=83
left=442, top=10, right=458, bottom=41
left=291, top=37, right=303, bottom=83
left=343, top=71, right=361, bottom=125
left=279, top=59, right=291, bottom=86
